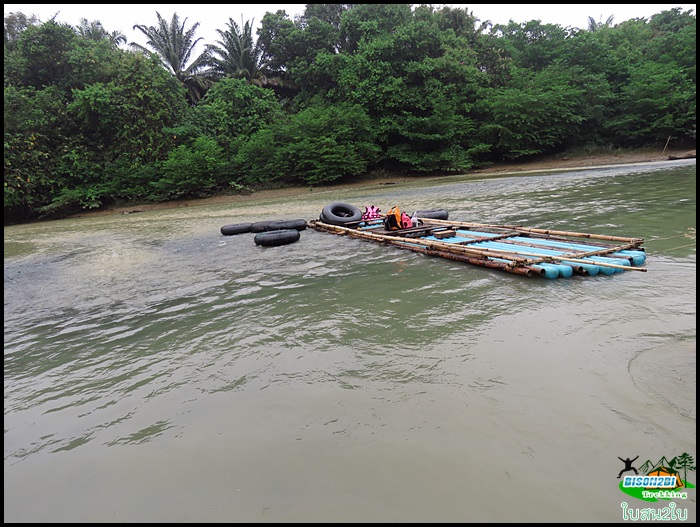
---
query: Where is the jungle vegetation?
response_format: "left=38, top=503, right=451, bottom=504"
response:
left=4, top=4, right=696, bottom=222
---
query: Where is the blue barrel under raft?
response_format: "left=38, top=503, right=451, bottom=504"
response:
left=455, top=229, right=647, bottom=268
left=423, top=229, right=645, bottom=279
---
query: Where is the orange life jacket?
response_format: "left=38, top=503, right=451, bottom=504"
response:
left=384, top=206, right=402, bottom=230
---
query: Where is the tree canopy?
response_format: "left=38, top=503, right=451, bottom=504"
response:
left=4, top=5, right=696, bottom=223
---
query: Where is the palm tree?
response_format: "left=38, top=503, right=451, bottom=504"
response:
left=587, top=15, right=615, bottom=31
left=75, top=18, right=126, bottom=47
left=131, top=11, right=212, bottom=103
left=205, top=16, right=293, bottom=97
left=205, top=16, right=264, bottom=83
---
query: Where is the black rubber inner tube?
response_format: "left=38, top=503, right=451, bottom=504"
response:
left=250, top=220, right=276, bottom=233
left=254, top=229, right=301, bottom=247
left=270, top=219, right=307, bottom=231
left=320, top=202, right=362, bottom=225
left=415, top=209, right=449, bottom=220
left=220, top=222, right=253, bottom=235
left=251, top=219, right=308, bottom=232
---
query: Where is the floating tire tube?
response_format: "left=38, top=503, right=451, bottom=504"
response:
left=320, top=202, right=363, bottom=225
left=254, top=229, right=301, bottom=247
left=251, top=219, right=308, bottom=232
left=221, top=222, right=253, bottom=235
left=251, top=220, right=274, bottom=233
left=274, top=219, right=307, bottom=231
left=416, top=209, right=449, bottom=220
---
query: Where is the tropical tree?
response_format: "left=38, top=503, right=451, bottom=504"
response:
left=131, top=11, right=211, bottom=103
left=255, top=8, right=343, bottom=102
left=74, top=18, right=126, bottom=47
left=4, top=11, right=40, bottom=47
left=339, top=3, right=413, bottom=53
left=188, top=77, right=283, bottom=157
left=605, top=61, right=696, bottom=145
left=476, top=65, right=587, bottom=158
left=490, top=20, right=571, bottom=72
left=234, top=103, right=381, bottom=187
left=5, top=20, right=79, bottom=89
left=587, top=15, right=615, bottom=31
left=206, top=17, right=263, bottom=82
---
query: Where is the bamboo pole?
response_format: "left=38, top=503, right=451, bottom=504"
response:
left=311, top=221, right=531, bottom=264
left=500, top=231, right=644, bottom=253
left=314, top=221, right=550, bottom=267
left=310, top=221, right=647, bottom=272
left=445, top=229, right=644, bottom=258
left=419, top=218, right=645, bottom=245
left=408, top=234, right=647, bottom=272
left=449, top=232, right=644, bottom=263
left=454, top=232, right=643, bottom=258
left=391, top=242, right=541, bottom=277
left=460, top=244, right=647, bottom=271
left=662, top=135, right=672, bottom=155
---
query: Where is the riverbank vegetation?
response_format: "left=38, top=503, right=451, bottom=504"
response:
left=4, top=5, right=696, bottom=223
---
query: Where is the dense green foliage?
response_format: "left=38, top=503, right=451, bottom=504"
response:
left=4, top=4, right=696, bottom=222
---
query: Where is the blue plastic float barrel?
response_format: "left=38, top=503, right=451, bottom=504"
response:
left=491, top=258, right=561, bottom=279
left=424, top=234, right=578, bottom=278
left=450, top=230, right=633, bottom=275
left=458, top=229, right=645, bottom=267
left=508, top=236, right=646, bottom=266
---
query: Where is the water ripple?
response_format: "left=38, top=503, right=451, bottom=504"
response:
left=3, top=162, right=696, bottom=522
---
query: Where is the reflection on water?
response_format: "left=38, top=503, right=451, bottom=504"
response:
left=4, top=160, right=696, bottom=522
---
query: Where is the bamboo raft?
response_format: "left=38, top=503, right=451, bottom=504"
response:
left=308, top=215, right=647, bottom=279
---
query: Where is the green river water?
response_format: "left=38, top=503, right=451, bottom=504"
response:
left=4, top=159, right=696, bottom=522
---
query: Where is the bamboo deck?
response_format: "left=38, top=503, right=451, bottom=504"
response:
left=308, top=217, right=647, bottom=279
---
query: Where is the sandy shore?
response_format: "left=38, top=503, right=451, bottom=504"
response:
left=75, top=148, right=696, bottom=217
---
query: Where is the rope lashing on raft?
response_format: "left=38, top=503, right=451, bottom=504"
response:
left=644, top=229, right=696, bottom=253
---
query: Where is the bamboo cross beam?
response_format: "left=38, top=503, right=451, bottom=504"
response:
left=310, top=221, right=647, bottom=272
left=314, top=221, right=593, bottom=271
left=413, top=232, right=647, bottom=271
left=451, top=233, right=645, bottom=263
left=447, top=230, right=530, bottom=243
left=420, top=218, right=645, bottom=245
left=484, top=236, right=645, bottom=256
left=542, top=256, right=645, bottom=271
left=390, top=241, right=543, bottom=277
left=447, top=228, right=644, bottom=255
left=406, top=235, right=647, bottom=272
left=312, top=222, right=545, bottom=276
left=311, top=221, right=531, bottom=264
left=313, top=220, right=550, bottom=265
